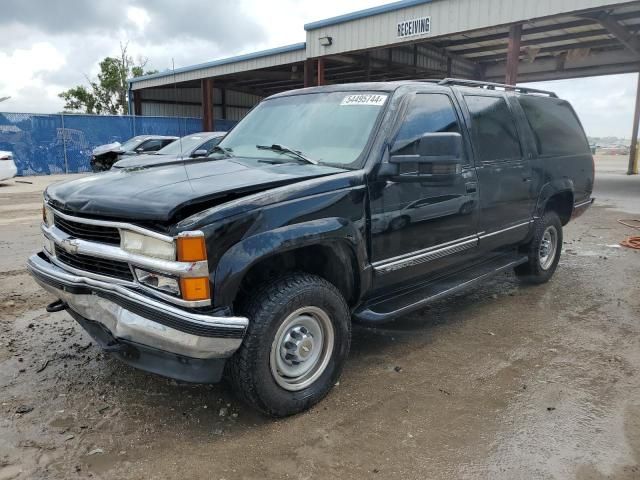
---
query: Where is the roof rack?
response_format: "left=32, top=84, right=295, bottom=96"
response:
left=434, top=78, right=558, bottom=98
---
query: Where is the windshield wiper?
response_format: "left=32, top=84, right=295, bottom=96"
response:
left=256, top=144, right=318, bottom=165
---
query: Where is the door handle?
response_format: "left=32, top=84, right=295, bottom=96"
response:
left=523, top=177, right=532, bottom=183
left=465, top=182, right=477, bottom=193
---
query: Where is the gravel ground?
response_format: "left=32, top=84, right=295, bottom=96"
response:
left=0, top=159, right=639, bottom=480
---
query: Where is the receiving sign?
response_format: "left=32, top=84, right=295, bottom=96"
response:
left=397, top=16, right=431, bottom=38
left=341, top=94, right=388, bottom=106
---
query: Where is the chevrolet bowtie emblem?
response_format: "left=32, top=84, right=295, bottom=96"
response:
left=60, top=238, right=80, bottom=254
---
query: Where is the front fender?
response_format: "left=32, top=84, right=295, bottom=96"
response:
left=213, top=218, right=368, bottom=308
left=534, top=179, right=574, bottom=218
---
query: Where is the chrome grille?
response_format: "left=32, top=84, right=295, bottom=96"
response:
left=55, top=246, right=133, bottom=281
left=54, top=215, right=121, bottom=245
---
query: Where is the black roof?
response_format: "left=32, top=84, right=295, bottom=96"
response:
left=268, top=78, right=557, bottom=99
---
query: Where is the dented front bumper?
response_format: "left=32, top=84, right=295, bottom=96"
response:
left=27, top=253, right=248, bottom=383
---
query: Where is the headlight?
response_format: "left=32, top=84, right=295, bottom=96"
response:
left=43, top=203, right=55, bottom=227
left=121, top=231, right=176, bottom=261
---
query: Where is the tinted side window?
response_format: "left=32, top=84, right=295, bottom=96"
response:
left=518, top=96, right=589, bottom=156
left=140, top=139, right=164, bottom=152
left=199, top=137, right=222, bottom=153
left=392, top=93, right=461, bottom=157
left=465, top=95, right=521, bottom=162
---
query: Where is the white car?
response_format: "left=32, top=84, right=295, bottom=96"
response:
left=0, top=151, right=17, bottom=181
left=372, top=194, right=474, bottom=232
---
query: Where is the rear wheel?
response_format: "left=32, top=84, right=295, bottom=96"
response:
left=227, top=273, right=350, bottom=417
left=515, top=211, right=563, bottom=284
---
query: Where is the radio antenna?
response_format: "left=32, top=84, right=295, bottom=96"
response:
left=172, top=58, right=184, bottom=156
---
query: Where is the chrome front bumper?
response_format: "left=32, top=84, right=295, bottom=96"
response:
left=27, top=253, right=248, bottom=360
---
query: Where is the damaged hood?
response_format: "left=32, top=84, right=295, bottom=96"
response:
left=92, top=142, right=122, bottom=156
left=45, top=158, right=347, bottom=223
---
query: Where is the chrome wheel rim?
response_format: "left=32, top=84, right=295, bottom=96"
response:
left=270, top=306, right=335, bottom=392
left=538, top=225, right=558, bottom=270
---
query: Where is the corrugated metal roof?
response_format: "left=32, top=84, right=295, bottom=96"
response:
left=128, top=42, right=306, bottom=84
left=303, top=0, right=434, bottom=31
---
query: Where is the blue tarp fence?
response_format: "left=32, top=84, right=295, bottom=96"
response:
left=0, top=113, right=237, bottom=176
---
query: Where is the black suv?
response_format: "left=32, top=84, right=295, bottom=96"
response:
left=28, top=79, right=594, bottom=417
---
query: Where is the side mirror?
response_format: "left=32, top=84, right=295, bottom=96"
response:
left=135, top=147, right=145, bottom=153
left=380, top=132, right=464, bottom=182
left=191, top=149, right=208, bottom=158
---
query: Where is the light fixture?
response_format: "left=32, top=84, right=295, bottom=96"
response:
left=176, top=233, right=210, bottom=301
left=134, top=268, right=181, bottom=296
left=121, top=231, right=176, bottom=261
left=42, top=203, right=55, bottom=227
left=319, top=36, right=333, bottom=47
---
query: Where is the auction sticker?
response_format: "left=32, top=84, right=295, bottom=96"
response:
left=340, top=94, right=387, bottom=106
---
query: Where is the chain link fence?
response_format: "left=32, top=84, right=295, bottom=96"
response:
left=0, top=113, right=236, bottom=176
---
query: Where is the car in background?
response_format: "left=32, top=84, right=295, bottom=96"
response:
left=598, top=144, right=630, bottom=155
left=372, top=194, right=475, bottom=233
left=0, top=151, right=17, bottom=181
left=111, top=132, right=226, bottom=170
left=90, top=135, right=178, bottom=172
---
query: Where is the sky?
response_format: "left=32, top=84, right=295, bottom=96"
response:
left=0, top=0, right=636, bottom=138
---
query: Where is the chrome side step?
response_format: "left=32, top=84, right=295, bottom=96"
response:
left=354, top=253, right=528, bottom=323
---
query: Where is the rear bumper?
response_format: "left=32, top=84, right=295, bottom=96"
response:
left=27, top=253, right=248, bottom=383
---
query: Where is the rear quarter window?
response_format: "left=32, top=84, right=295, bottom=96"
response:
left=517, top=96, right=590, bottom=156
left=464, top=95, right=522, bottom=162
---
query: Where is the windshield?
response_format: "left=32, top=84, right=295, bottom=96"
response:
left=218, top=91, right=388, bottom=167
left=157, top=134, right=211, bottom=155
left=120, top=136, right=145, bottom=151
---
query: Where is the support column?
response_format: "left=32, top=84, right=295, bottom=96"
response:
left=304, top=59, right=315, bottom=88
left=317, top=58, right=326, bottom=86
left=201, top=78, right=214, bottom=131
left=133, top=91, right=142, bottom=116
left=221, top=87, right=227, bottom=120
left=628, top=71, right=640, bottom=175
left=505, top=24, right=522, bottom=85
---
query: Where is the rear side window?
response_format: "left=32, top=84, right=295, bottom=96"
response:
left=464, top=95, right=522, bottom=162
left=140, top=139, right=165, bottom=152
left=517, top=96, right=590, bottom=156
left=199, top=137, right=222, bottom=153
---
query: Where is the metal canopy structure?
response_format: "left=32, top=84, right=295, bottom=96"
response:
left=129, top=0, right=640, bottom=174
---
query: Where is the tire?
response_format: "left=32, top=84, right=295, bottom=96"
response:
left=227, top=273, right=351, bottom=417
left=515, top=211, right=563, bottom=284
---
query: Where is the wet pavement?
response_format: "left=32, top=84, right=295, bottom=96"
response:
left=0, top=160, right=639, bottom=479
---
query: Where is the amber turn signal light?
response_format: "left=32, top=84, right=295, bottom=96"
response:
left=177, top=235, right=207, bottom=262
left=180, top=277, right=210, bottom=301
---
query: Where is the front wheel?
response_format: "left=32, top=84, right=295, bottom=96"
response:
left=515, top=211, right=563, bottom=284
left=227, top=273, right=351, bottom=417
